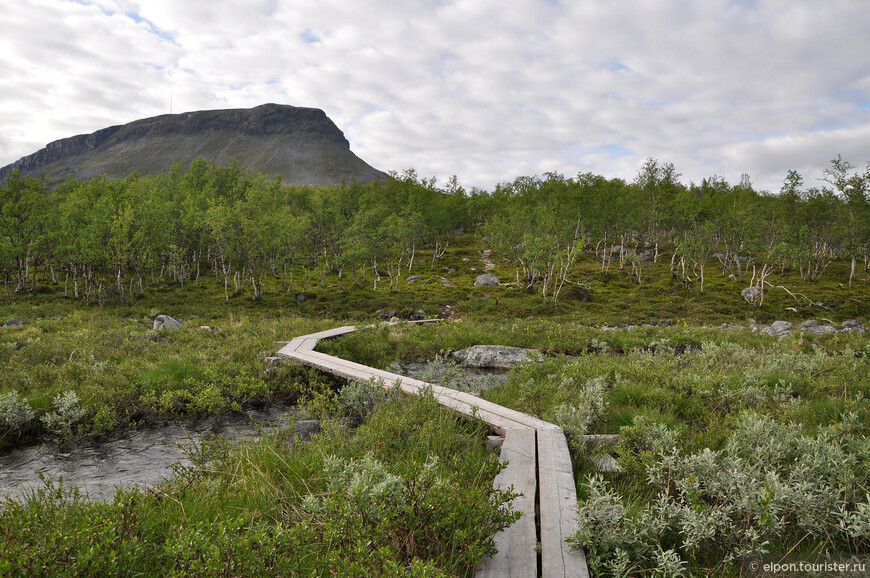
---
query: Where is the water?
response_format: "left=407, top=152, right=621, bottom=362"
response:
left=0, top=406, right=297, bottom=502
left=0, top=361, right=510, bottom=503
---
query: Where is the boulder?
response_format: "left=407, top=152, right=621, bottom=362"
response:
left=3, top=318, right=26, bottom=328
left=407, top=275, right=423, bottom=283
left=761, top=320, right=793, bottom=337
left=801, top=320, right=821, bottom=328
left=804, top=325, right=838, bottom=335
left=153, top=315, right=181, bottom=330
left=741, top=287, right=762, bottom=304
left=452, top=345, right=539, bottom=369
left=408, top=309, right=426, bottom=321
left=473, top=273, right=500, bottom=287
left=842, top=319, right=865, bottom=329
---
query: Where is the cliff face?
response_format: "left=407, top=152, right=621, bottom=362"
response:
left=0, top=104, right=388, bottom=185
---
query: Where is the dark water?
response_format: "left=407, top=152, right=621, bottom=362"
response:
left=0, top=407, right=297, bottom=502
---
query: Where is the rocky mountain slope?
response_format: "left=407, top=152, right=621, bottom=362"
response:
left=0, top=103, right=388, bottom=185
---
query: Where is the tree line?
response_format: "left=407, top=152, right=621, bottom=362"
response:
left=1, top=156, right=868, bottom=305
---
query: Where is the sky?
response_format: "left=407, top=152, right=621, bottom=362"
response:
left=2, top=0, right=869, bottom=194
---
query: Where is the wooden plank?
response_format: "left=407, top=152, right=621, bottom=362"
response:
left=276, top=338, right=307, bottom=357
left=301, top=325, right=358, bottom=340
left=537, top=428, right=589, bottom=578
left=295, top=350, right=543, bottom=432
left=476, top=428, right=538, bottom=578
left=276, top=325, right=590, bottom=577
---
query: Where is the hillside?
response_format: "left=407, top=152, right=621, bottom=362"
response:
left=0, top=103, right=388, bottom=185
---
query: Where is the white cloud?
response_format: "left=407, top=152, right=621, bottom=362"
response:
left=2, top=0, right=869, bottom=194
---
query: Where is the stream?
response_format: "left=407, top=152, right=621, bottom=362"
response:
left=0, top=406, right=297, bottom=502
left=0, top=360, right=508, bottom=503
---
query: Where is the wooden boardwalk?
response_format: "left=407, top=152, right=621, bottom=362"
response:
left=276, top=323, right=589, bottom=578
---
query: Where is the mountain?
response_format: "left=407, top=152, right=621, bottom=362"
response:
left=0, top=103, right=388, bottom=185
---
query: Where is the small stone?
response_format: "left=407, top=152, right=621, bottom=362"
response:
left=804, top=325, right=838, bottom=335
left=408, top=309, right=426, bottom=321
left=153, top=315, right=182, bottom=330
left=761, top=320, right=792, bottom=337
left=473, top=273, right=500, bottom=287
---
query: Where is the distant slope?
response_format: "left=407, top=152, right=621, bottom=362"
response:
left=0, top=103, right=388, bottom=185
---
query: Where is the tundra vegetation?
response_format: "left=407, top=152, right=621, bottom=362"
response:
left=0, top=156, right=868, bottom=575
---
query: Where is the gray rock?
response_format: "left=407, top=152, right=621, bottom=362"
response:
left=761, top=320, right=793, bottom=337
left=408, top=309, right=426, bottom=321
left=801, top=320, right=821, bottom=328
left=804, top=325, right=838, bottom=335
left=741, top=287, right=762, bottom=304
left=473, top=273, right=500, bottom=287
left=378, top=311, right=397, bottom=321
left=407, top=275, right=423, bottom=283
left=153, top=315, right=181, bottom=330
left=452, top=345, right=539, bottom=369
left=719, top=323, right=743, bottom=330
left=842, top=319, right=865, bottom=328
left=3, top=318, right=26, bottom=328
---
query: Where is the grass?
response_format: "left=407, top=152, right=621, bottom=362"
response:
left=0, top=392, right=516, bottom=576
left=0, top=230, right=868, bottom=576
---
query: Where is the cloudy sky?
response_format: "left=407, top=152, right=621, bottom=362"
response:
left=2, top=0, right=869, bottom=193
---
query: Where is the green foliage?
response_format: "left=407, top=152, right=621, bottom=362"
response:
left=39, top=390, right=87, bottom=439
left=1, top=392, right=515, bottom=576
left=572, top=412, right=870, bottom=575
left=0, top=390, right=35, bottom=443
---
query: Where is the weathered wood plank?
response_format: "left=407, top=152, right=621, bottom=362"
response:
left=294, top=350, right=544, bottom=432
left=476, top=428, right=538, bottom=578
left=537, top=427, right=589, bottom=578
left=276, top=325, right=591, bottom=578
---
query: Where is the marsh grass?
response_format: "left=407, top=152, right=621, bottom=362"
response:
left=0, top=389, right=517, bottom=576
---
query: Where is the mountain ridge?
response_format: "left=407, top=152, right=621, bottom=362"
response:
left=0, top=103, right=388, bottom=185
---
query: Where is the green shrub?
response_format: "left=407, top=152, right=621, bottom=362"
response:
left=40, top=390, right=87, bottom=439
left=573, top=412, right=870, bottom=575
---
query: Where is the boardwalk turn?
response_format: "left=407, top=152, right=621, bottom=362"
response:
left=276, top=323, right=589, bottom=578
